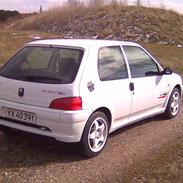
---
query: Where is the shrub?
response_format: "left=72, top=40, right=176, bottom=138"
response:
left=0, top=10, right=20, bottom=22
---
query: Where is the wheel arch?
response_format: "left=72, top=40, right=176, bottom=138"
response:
left=174, top=84, right=182, bottom=96
left=80, top=107, right=112, bottom=157
left=92, top=107, right=112, bottom=129
left=162, top=84, right=182, bottom=119
left=166, top=84, right=182, bottom=104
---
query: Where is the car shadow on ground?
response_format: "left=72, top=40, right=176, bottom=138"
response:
left=0, top=128, right=85, bottom=169
left=0, top=115, right=166, bottom=169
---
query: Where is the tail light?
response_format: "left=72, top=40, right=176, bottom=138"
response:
left=49, top=97, right=82, bottom=110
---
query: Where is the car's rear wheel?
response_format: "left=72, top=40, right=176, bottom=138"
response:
left=81, top=112, right=109, bottom=157
left=163, top=88, right=181, bottom=119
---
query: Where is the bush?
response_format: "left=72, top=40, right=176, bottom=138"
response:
left=0, top=10, right=20, bottom=22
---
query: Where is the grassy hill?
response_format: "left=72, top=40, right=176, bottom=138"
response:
left=14, top=4, right=183, bottom=46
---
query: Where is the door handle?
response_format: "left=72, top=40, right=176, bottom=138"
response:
left=129, top=82, right=134, bottom=91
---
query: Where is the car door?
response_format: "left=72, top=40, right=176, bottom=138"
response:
left=122, top=45, right=169, bottom=115
left=97, top=46, right=132, bottom=120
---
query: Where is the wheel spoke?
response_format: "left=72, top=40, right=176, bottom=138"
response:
left=172, top=95, right=176, bottom=101
left=99, top=123, right=105, bottom=132
left=94, top=120, right=100, bottom=131
left=89, top=131, right=96, bottom=140
left=99, top=135, right=105, bottom=143
left=171, top=102, right=175, bottom=108
left=93, top=138, right=100, bottom=149
left=171, top=92, right=180, bottom=115
left=87, top=115, right=108, bottom=153
left=163, top=89, right=180, bottom=119
left=173, top=93, right=179, bottom=103
left=175, top=104, right=179, bottom=111
left=172, top=106, right=176, bottom=114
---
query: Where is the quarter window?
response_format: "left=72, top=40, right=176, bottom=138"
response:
left=123, top=46, right=159, bottom=78
left=98, top=46, right=128, bottom=81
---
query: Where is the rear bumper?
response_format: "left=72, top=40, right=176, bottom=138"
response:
left=0, top=118, right=88, bottom=142
left=0, top=99, right=92, bottom=142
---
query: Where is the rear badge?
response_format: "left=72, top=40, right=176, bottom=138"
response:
left=18, top=88, right=24, bottom=97
left=87, top=81, right=95, bottom=92
left=41, top=89, right=65, bottom=95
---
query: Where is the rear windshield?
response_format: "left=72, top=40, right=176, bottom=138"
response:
left=0, top=46, right=84, bottom=84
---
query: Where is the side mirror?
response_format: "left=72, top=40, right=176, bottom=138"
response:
left=162, top=68, right=172, bottom=75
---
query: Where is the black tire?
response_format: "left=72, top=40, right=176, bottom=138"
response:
left=163, top=88, right=181, bottom=119
left=81, top=112, right=109, bottom=158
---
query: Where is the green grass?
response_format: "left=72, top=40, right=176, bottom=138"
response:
left=142, top=43, right=183, bottom=73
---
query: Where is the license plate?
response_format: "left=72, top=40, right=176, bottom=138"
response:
left=6, top=108, right=36, bottom=123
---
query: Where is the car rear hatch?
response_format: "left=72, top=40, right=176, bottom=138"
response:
left=0, top=76, right=72, bottom=107
left=0, top=45, right=84, bottom=108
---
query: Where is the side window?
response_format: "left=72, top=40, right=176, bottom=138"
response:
left=98, top=46, right=128, bottom=81
left=123, top=46, right=159, bottom=78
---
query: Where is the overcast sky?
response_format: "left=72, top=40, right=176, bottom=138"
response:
left=0, top=0, right=183, bottom=14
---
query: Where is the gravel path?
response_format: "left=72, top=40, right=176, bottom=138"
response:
left=0, top=104, right=183, bottom=183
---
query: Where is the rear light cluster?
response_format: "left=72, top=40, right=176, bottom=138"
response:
left=49, top=97, right=82, bottom=111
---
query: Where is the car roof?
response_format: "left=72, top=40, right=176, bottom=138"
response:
left=27, top=39, right=140, bottom=48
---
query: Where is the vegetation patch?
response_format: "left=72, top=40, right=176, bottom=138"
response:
left=0, top=10, right=20, bottom=22
left=13, top=4, right=183, bottom=46
left=0, top=29, right=59, bottom=66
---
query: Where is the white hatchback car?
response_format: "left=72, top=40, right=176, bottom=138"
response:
left=0, top=39, right=182, bottom=157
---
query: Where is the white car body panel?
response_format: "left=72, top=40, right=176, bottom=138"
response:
left=0, top=98, right=92, bottom=142
left=0, top=39, right=182, bottom=143
left=130, top=75, right=168, bottom=113
left=0, top=76, right=76, bottom=107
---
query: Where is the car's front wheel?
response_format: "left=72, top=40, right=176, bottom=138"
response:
left=81, top=112, right=109, bottom=157
left=163, top=88, right=181, bottom=119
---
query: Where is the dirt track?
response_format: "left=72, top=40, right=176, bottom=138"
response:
left=0, top=104, right=183, bottom=183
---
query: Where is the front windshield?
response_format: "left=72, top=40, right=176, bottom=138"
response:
left=0, top=46, right=84, bottom=84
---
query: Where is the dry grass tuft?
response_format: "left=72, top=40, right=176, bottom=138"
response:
left=14, top=4, right=91, bottom=30
left=0, top=30, right=58, bottom=65
left=142, top=43, right=183, bottom=73
left=14, top=2, right=129, bottom=30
